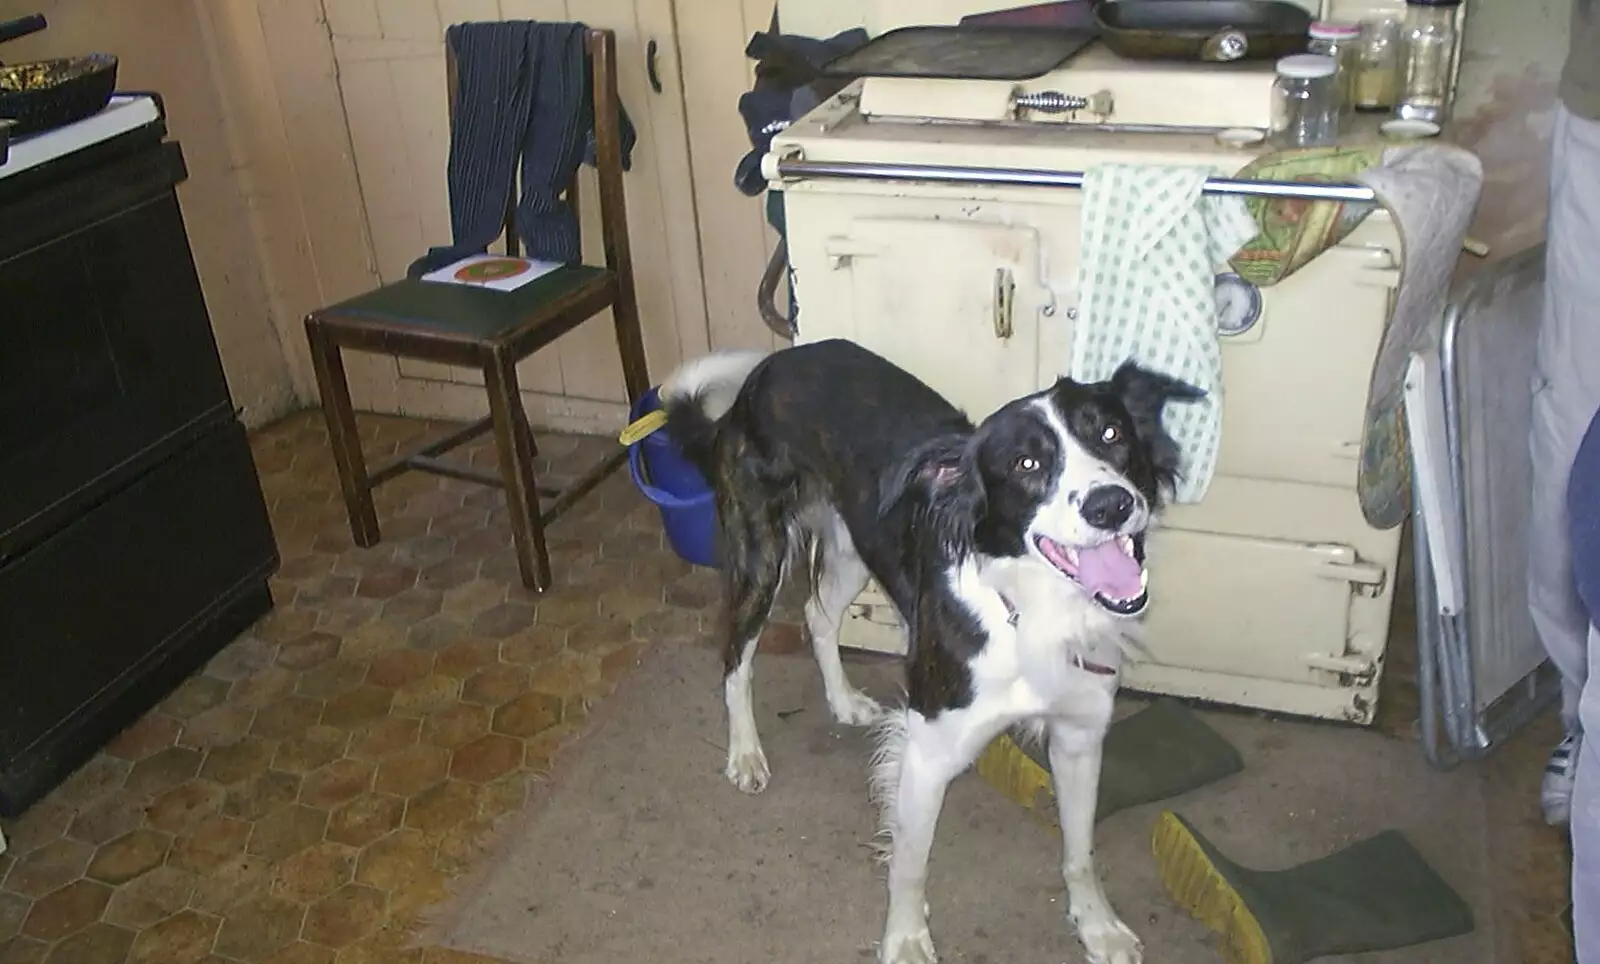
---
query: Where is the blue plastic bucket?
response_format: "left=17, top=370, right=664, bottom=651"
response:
left=626, top=388, right=720, bottom=568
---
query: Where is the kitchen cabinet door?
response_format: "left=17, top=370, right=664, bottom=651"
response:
left=825, top=217, right=1044, bottom=422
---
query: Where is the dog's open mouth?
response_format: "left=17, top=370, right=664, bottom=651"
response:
left=1034, top=532, right=1149, bottom=617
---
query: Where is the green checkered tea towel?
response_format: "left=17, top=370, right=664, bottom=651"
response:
left=1069, top=164, right=1260, bottom=503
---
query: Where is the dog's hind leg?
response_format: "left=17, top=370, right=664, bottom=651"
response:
left=720, top=496, right=788, bottom=795
left=806, top=512, right=880, bottom=725
left=1048, top=721, right=1142, bottom=964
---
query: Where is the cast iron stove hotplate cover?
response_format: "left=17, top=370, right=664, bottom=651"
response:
left=820, top=25, right=1098, bottom=81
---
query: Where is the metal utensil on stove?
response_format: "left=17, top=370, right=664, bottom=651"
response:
left=0, top=13, right=47, bottom=64
left=1095, top=0, right=1311, bottom=62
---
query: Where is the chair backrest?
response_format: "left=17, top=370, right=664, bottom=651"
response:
left=442, top=25, right=634, bottom=286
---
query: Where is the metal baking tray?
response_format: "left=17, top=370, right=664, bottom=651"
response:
left=820, top=24, right=1098, bottom=81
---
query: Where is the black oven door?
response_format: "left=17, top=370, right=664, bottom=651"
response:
left=0, top=141, right=235, bottom=562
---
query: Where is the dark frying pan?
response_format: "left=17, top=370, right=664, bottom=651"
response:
left=1095, top=0, right=1311, bottom=62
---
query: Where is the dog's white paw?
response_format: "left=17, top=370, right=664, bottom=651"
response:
left=879, top=928, right=937, bottom=964
left=1074, top=913, right=1142, bottom=964
left=831, top=689, right=882, bottom=726
left=725, top=748, right=770, bottom=794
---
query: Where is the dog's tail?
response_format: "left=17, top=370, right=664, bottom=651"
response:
left=656, top=350, right=769, bottom=476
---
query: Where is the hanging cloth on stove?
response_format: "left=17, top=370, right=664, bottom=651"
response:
left=1350, top=143, right=1484, bottom=529
left=406, top=20, right=637, bottom=278
left=1069, top=164, right=1260, bottom=504
left=1229, top=144, right=1385, bottom=287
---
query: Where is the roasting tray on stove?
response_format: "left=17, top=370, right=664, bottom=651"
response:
left=0, top=12, right=117, bottom=138
left=1095, top=0, right=1311, bottom=61
left=0, top=53, right=118, bottom=138
left=820, top=24, right=1097, bottom=80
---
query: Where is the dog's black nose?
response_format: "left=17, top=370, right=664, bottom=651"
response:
left=1080, top=485, right=1135, bottom=530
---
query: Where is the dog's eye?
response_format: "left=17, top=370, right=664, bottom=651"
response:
left=1014, top=456, right=1039, bottom=473
left=1101, top=424, right=1122, bottom=444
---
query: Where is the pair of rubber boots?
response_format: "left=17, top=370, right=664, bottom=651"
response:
left=976, top=699, right=1474, bottom=964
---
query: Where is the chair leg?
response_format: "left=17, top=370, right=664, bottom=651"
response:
left=520, top=411, right=540, bottom=458
left=611, top=282, right=651, bottom=404
left=306, top=320, right=381, bottom=547
left=484, top=350, right=553, bottom=592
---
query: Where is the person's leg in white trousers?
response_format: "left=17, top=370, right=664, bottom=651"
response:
left=1530, top=101, right=1600, bottom=962
left=1531, top=101, right=1600, bottom=824
left=1575, top=623, right=1600, bottom=959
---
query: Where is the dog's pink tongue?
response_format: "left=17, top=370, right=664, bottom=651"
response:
left=1076, top=542, right=1142, bottom=600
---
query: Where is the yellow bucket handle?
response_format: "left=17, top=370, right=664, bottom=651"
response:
left=618, top=409, right=668, bottom=447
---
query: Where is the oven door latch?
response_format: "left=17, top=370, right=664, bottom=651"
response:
left=994, top=267, right=1016, bottom=339
left=1314, top=548, right=1387, bottom=598
left=1305, top=648, right=1378, bottom=685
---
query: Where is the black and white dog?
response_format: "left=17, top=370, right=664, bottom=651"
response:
left=658, top=339, right=1201, bottom=964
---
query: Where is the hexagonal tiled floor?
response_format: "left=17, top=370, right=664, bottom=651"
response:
left=0, top=412, right=802, bottom=964
left=0, top=412, right=1576, bottom=964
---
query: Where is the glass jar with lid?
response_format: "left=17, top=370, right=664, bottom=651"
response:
left=1353, top=16, right=1402, bottom=111
left=1270, top=54, right=1340, bottom=148
left=1398, top=0, right=1461, bottom=123
left=1307, top=20, right=1362, bottom=115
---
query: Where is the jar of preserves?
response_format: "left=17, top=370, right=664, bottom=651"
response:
left=1398, top=0, right=1461, bottom=123
left=1353, top=16, right=1402, bottom=111
left=1307, top=20, right=1362, bottom=114
left=1270, top=54, right=1340, bottom=148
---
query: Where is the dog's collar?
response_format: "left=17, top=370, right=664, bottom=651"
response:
left=994, top=590, right=1120, bottom=678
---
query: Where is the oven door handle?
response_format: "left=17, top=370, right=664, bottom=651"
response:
left=993, top=266, right=1016, bottom=339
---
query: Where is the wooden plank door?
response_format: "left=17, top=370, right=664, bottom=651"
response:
left=674, top=0, right=788, bottom=353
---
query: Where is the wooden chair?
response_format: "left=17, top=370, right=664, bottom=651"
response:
left=304, top=27, right=649, bottom=593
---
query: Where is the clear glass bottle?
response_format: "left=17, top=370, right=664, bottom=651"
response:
left=1398, top=0, right=1461, bottom=123
left=1353, top=16, right=1402, bottom=111
left=1306, top=21, right=1362, bottom=117
left=1270, top=54, right=1340, bottom=148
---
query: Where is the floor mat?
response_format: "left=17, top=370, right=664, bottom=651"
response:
left=424, top=645, right=1495, bottom=964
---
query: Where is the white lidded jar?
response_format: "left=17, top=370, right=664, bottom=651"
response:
left=1306, top=20, right=1362, bottom=116
left=1270, top=54, right=1340, bottom=148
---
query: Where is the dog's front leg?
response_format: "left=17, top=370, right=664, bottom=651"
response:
left=879, top=712, right=961, bottom=964
left=1047, top=722, right=1141, bottom=964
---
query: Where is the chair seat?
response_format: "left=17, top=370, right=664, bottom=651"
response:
left=318, top=264, right=612, bottom=344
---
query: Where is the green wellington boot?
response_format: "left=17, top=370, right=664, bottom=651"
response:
left=975, top=698, right=1246, bottom=829
left=1151, top=810, right=1476, bottom=964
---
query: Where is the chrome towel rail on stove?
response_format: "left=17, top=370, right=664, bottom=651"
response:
left=770, top=157, right=1380, bottom=204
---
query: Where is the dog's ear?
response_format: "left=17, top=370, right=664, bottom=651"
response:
left=1110, top=361, right=1205, bottom=498
left=880, top=433, right=986, bottom=557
